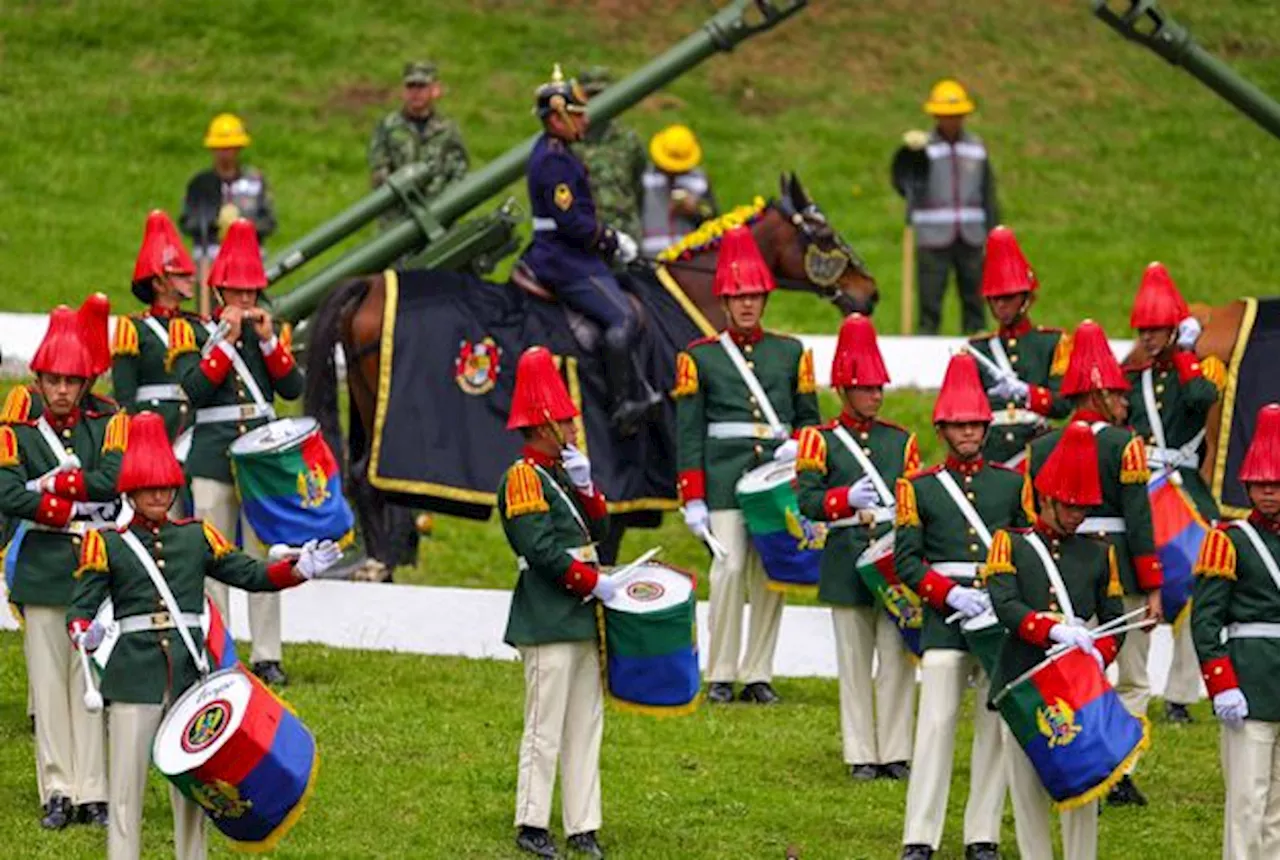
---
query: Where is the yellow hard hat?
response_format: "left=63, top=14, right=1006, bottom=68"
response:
left=203, top=113, right=251, bottom=149
left=923, top=79, right=975, bottom=117
left=649, top=124, right=703, bottom=173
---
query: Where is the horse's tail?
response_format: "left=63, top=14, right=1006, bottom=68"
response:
left=304, top=276, right=372, bottom=485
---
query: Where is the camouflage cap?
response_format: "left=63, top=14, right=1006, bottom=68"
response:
left=403, top=61, right=438, bottom=85
left=579, top=66, right=612, bottom=95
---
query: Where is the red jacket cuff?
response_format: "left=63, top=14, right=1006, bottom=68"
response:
left=1134, top=554, right=1163, bottom=591
left=678, top=469, right=705, bottom=504
left=263, top=342, right=296, bottom=380
left=918, top=569, right=957, bottom=611
left=823, top=487, right=854, bottom=520
left=1095, top=635, right=1120, bottom=666
left=1018, top=612, right=1056, bottom=648
left=578, top=487, right=608, bottom=521
left=67, top=618, right=91, bottom=643
left=267, top=559, right=305, bottom=589
left=560, top=560, right=599, bottom=597
left=35, top=493, right=73, bottom=528
left=53, top=469, right=88, bottom=501
left=199, top=350, right=233, bottom=386
left=1172, top=350, right=1203, bottom=385
left=1202, top=656, right=1240, bottom=697
left=1027, top=384, right=1054, bottom=416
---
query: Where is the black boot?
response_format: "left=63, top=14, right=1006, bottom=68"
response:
left=880, top=761, right=911, bottom=781
left=1106, top=774, right=1148, bottom=807
left=252, top=661, right=289, bottom=687
left=1165, top=701, right=1193, bottom=724
left=738, top=682, right=780, bottom=704
left=77, top=802, right=109, bottom=827
left=901, top=846, right=933, bottom=860
left=603, top=330, right=660, bottom=436
left=516, top=826, right=559, bottom=858
left=566, top=830, right=605, bottom=858
left=964, top=843, right=999, bottom=860
left=706, top=682, right=735, bottom=704
left=41, top=794, right=72, bottom=830
left=848, top=764, right=879, bottom=782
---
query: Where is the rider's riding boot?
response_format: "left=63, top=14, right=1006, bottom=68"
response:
left=603, top=330, right=659, bottom=436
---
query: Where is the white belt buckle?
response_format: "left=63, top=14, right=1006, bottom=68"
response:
left=239, top=404, right=256, bottom=420
left=151, top=611, right=171, bottom=628
left=754, top=424, right=771, bottom=440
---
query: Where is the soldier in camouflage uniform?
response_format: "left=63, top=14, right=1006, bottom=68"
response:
left=575, top=67, right=646, bottom=242
left=367, top=60, right=470, bottom=231
left=795, top=314, right=920, bottom=781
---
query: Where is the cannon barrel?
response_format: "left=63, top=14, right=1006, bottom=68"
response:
left=271, top=0, right=807, bottom=322
left=1092, top=0, right=1280, bottom=140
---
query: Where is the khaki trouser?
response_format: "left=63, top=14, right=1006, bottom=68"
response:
left=1221, top=719, right=1280, bottom=860
left=108, top=704, right=205, bottom=860
left=831, top=606, right=915, bottom=765
left=514, top=641, right=603, bottom=836
left=1115, top=594, right=1152, bottom=719
left=1003, top=724, right=1098, bottom=860
left=706, top=509, right=785, bottom=684
left=1164, top=620, right=1204, bottom=706
left=192, top=477, right=281, bottom=663
left=24, top=605, right=107, bottom=805
left=902, top=648, right=1007, bottom=849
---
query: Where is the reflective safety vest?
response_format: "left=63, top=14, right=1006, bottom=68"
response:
left=641, top=165, right=714, bottom=256
left=910, top=131, right=991, bottom=249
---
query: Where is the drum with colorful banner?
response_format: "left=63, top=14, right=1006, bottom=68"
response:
left=229, top=417, right=355, bottom=550
left=734, top=461, right=824, bottom=593
left=92, top=595, right=238, bottom=677
left=1149, top=471, right=1209, bottom=626
left=598, top=563, right=700, bottom=716
left=854, top=532, right=923, bottom=656
left=153, top=668, right=318, bottom=850
left=961, top=608, right=1006, bottom=677
left=993, top=646, right=1148, bottom=809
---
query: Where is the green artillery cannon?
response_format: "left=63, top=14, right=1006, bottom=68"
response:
left=1092, top=0, right=1280, bottom=140
left=271, top=0, right=808, bottom=324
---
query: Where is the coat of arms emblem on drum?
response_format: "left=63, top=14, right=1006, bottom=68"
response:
left=455, top=337, right=502, bottom=395
left=182, top=699, right=232, bottom=753
left=297, top=462, right=331, bottom=509
left=1036, top=698, right=1081, bottom=748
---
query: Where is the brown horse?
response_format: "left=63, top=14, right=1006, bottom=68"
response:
left=304, top=174, right=879, bottom=578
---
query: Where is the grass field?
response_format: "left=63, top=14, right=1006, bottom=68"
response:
left=0, top=632, right=1228, bottom=858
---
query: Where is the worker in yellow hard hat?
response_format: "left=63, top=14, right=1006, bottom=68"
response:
left=890, top=79, right=1000, bottom=335
left=640, top=124, right=719, bottom=256
left=180, top=112, right=276, bottom=267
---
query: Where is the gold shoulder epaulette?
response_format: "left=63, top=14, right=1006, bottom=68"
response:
left=797, top=348, right=816, bottom=395
left=101, top=411, right=129, bottom=454
left=111, top=316, right=140, bottom=357
left=75, top=529, right=109, bottom=578
left=895, top=477, right=920, bottom=528
left=672, top=352, right=698, bottom=399
left=505, top=462, right=550, bottom=517
left=0, top=386, right=32, bottom=424
left=1120, top=436, right=1150, bottom=484
left=795, top=426, right=826, bottom=474
left=984, top=529, right=1015, bottom=578
left=203, top=520, right=234, bottom=559
left=166, top=318, right=198, bottom=372
left=1194, top=528, right=1237, bottom=580
left=0, top=425, right=20, bottom=468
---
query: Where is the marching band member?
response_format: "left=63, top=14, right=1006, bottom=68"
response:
left=0, top=307, right=123, bottom=828
left=673, top=225, right=821, bottom=705
left=1125, top=262, right=1226, bottom=723
left=985, top=420, right=1127, bottom=860
left=499, top=346, right=615, bottom=859
left=1192, top=403, right=1280, bottom=860
left=66, top=412, right=335, bottom=860
left=1028, top=319, right=1163, bottom=807
left=172, top=218, right=304, bottom=687
left=896, top=352, right=1031, bottom=860
left=795, top=314, right=920, bottom=780
left=967, top=226, right=1071, bottom=470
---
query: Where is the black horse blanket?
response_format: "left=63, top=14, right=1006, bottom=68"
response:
left=1212, top=297, right=1280, bottom=518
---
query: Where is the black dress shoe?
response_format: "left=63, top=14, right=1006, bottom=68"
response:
left=880, top=761, right=911, bottom=781
left=849, top=764, right=879, bottom=782
left=252, top=661, right=289, bottom=686
left=738, top=682, right=780, bottom=704
left=41, top=795, right=73, bottom=830
left=964, top=843, right=1000, bottom=860
left=1106, top=774, right=1148, bottom=807
left=77, top=802, right=108, bottom=826
left=901, top=845, right=933, bottom=860
left=1165, top=701, right=1194, bottom=724
left=566, top=830, right=605, bottom=858
left=707, top=682, right=735, bottom=704
left=516, top=826, right=559, bottom=858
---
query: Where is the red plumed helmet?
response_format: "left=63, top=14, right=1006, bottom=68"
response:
left=1060, top=319, right=1130, bottom=396
left=1239, top=403, right=1280, bottom=484
left=1129, top=262, right=1189, bottom=330
left=1035, top=421, right=1102, bottom=506
left=713, top=226, right=776, bottom=298
left=117, top=412, right=185, bottom=493
left=132, top=210, right=195, bottom=295
left=207, top=219, right=267, bottom=290
left=507, top=346, right=579, bottom=430
left=980, top=225, right=1038, bottom=298
left=933, top=352, right=992, bottom=424
left=830, top=313, right=890, bottom=388
left=30, top=306, right=94, bottom=379
left=77, top=293, right=112, bottom=377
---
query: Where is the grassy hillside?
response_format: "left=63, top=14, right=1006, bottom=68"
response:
left=5, top=0, right=1280, bottom=336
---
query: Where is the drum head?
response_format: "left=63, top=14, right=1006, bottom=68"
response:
left=228, top=417, right=318, bottom=457
left=152, top=669, right=252, bottom=775
left=603, top=563, right=694, bottom=614
left=734, top=460, right=796, bottom=496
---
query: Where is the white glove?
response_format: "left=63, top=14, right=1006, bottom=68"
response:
left=1177, top=316, right=1202, bottom=350
left=903, top=129, right=929, bottom=151
left=591, top=573, right=619, bottom=603
left=773, top=439, right=798, bottom=463
left=987, top=375, right=1029, bottom=403
left=614, top=231, right=639, bottom=265
left=1049, top=622, right=1100, bottom=658
left=682, top=499, right=710, bottom=537
left=76, top=621, right=106, bottom=652
left=1213, top=688, right=1249, bottom=727
left=945, top=585, right=990, bottom=619
left=296, top=539, right=341, bottom=580
left=846, top=475, right=881, bottom=511
left=561, top=444, right=593, bottom=491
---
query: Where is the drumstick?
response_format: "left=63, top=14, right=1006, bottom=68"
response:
left=698, top=528, right=727, bottom=561
left=76, top=638, right=103, bottom=714
left=962, top=344, right=1016, bottom=384
left=1089, top=606, right=1149, bottom=638
left=1091, top=619, right=1158, bottom=639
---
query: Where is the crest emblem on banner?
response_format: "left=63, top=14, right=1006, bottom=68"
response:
left=1036, top=698, right=1081, bottom=748
left=297, top=462, right=330, bottom=509
left=455, top=337, right=502, bottom=395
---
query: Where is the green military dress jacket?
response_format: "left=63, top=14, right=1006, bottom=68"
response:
left=172, top=313, right=304, bottom=484
left=674, top=328, right=821, bottom=510
left=984, top=525, right=1126, bottom=700
left=111, top=306, right=209, bottom=442
left=795, top=414, right=919, bottom=607
left=1028, top=410, right=1161, bottom=596
left=1125, top=349, right=1226, bottom=521
left=894, top=456, right=1031, bottom=651
left=1192, top=516, right=1280, bottom=722
left=499, top=447, right=611, bottom=647
left=67, top=517, right=303, bottom=704
left=0, top=407, right=128, bottom=606
left=968, top=319, right=1072, bottom=466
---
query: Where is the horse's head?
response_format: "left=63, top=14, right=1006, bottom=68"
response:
left=770, top=173, right=878, bottom=317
